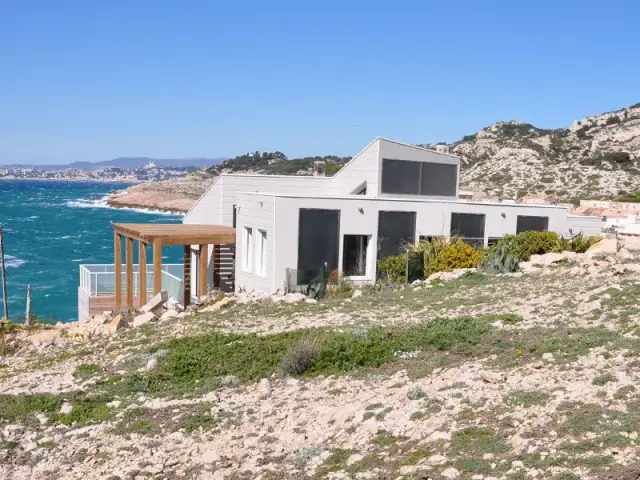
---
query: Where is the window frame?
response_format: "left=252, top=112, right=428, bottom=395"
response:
left=255, top=229, right=267, bottom=277
left=242, top=226, right=253, bottom=273
left=342, top=234, right=370, bottom=279
left=450, top=212, right=486, bottom=247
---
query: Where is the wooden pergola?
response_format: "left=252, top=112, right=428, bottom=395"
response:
left=112, top=223, right=236, bottom=310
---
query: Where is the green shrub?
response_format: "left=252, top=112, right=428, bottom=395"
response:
left=429, top=240, right=481, bottom=274
left=480, top=244, right=520, bottom=274
left=326, top=279, right=355, bottom=299
left=496, top=231, right=565, bottom=261
left=377, top=255, right=406, bottom=283
left=568, top=233, right=601, bottom=253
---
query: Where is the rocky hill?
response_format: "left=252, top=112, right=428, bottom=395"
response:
left=430, top=103, right=640, bottom=200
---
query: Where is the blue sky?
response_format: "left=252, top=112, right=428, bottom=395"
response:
left=1, top=1, right=639, bottom=164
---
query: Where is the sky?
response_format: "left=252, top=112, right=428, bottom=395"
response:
left=1, top=0, right=639, bottom=164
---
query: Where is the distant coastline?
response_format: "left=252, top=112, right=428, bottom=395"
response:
left=0, top=177, right=142, bottom=184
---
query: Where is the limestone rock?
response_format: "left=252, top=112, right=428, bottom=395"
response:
left=140, top=291, right=169, bottom=314
left=623, top=263, right=640, bottom=274
left=132, top=311, right=157, bottom=328
left=442, top=467, right=460, bottom=479
left=586, top=237, right=617, bottom=257
left=108, top=314, right=128, bottom=333
left=480, top=371, right=506, bottom=384
left=576, top=299, right=601, bottom=315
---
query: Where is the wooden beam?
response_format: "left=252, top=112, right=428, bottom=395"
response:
left=126, top=236, right=134, bottom=309
left=183, top=246, right=191, bottom=307
left=114, top=232, right=122, bottom=311
left=198, top=244, right=208, bottom=297
left=213, top=244, right=222, bottom=289
left=139, top=241, right=147, bottom=307
left=153, top=239, right=163, bottom=295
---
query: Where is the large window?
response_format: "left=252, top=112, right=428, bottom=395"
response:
left=242, top=227, right=253, bottom=272
left=297, top=209, right=340, bottom=283
left=450, top=213, right=485, bottom=247
left=516, top=215, right=549, bottom=233
left=381, top=159, right=457, bottom=197
left=255, top=229, right=267, bottom=277
left=377, top=211, right=416, bottom=258
left=342, top=235, right=369, bottom=276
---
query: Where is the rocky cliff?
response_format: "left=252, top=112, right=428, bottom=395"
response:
left=429, top=103, right=640, bottom=200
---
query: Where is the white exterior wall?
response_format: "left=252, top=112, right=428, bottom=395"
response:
left=234, top=193, right=276, bottom=293
left=565, top=214, right=604, bottom=236
left=327, top=139, right=380, bottom=195
left=237, top=194, right=569, bottom=293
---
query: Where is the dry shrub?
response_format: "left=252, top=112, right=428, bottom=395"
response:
left=280, top=336, right=320, bottom=376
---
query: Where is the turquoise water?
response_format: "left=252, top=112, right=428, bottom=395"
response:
left=0, top=180, right=183, bottom=322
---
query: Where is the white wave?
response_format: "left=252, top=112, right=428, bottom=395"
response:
left=5, top=255, right=27, bottom=268
left=65, top=198, right=183, bottom=216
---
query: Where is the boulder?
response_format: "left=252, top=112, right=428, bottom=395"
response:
left=108, top=314, right=128, bottom=333
left=480, top=371, right=506, bottom=384
left=620, top=235, right=640, bottom=252
left=612, top=264, right=626, bottom=275
left=140, top=291, right=168, bottom=314
left=132, top=311, right=157, bottom=328
left=160, top=309, right=180, bottom=321
left=586, top=237, right=617, bottom=257
left=623, top=263, right=640, bottom=274
left=576, top=299, right=601, bottom=315
left=618, top=248, right=634, bottom=261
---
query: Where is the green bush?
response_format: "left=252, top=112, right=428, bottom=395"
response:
left=492, top=231, right=600, bottom=262
left=480, top=244, right=520, bottom=274
left=377, top=255, right=406, bottom=283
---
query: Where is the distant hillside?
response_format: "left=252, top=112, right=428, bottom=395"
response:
left=207, top=151, right=351, bottom=176
left=1, top=157, right=227, bottom=170
left=423, top=102, right=640, bottom=200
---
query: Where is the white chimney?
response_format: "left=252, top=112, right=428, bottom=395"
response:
left=313, top=160, right=326, bottom=177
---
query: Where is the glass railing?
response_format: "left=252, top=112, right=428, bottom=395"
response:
left=79, top=264, right=184, bottom=303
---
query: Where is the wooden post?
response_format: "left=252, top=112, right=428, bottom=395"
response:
left=126, top=236, right=134, bottom=309
left=153, top=239, right=162, bottom=295
left=25, top=285, right=31, bottom=326
left=183, top=246, right=191, bottom=307
left=0, top=226, right=8, bottom=320
left=114, top=231, right=122, bottom=311
left=139, top=241, right=147, bottom=307
left=198, top=244, right=208, bottom=298
left=213, top=244, right=221, bottom=289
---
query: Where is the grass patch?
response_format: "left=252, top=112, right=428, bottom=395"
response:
left=141, top=316, right=496, bottom=396
left=592, top=373, right=616, bottom=386
left=450, top=427, right=511, bottom=457
left=504, top=390, right=549, bottom=407
left=73, top=363, right=102, bottom=380
left=0, top=393, right=61, bottom=424
left=55, top=395, right=111, bottom=426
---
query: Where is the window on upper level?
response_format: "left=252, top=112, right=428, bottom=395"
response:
left=381, top=158, right=457, bottom=197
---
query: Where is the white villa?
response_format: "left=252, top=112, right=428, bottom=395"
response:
left=78, top=138, right=602, bottom=320
left=183, top=138, right=601, bottom=294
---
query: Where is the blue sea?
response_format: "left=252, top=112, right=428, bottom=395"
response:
left=0, top=180, right=183, bottom=322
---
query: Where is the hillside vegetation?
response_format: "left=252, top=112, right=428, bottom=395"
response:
left=430, top=103, right=640, bottom=200
left=207, top=151, right=351, bottom=176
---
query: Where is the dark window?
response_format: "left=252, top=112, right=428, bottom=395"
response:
left=516, top=216, right=549, bottom=233
left=451, top=213, right=485, bottom=247
left=232, top=205, right=237, bottom=228
left=297, top=209, right=340, bottom=283
left=381, top=159, right=420, bottom=195
left=420, top=162, right=457, bottom=196
left=342, top=235, right=369, bottom=276
left=377, top=211, right=416, bottom=258
left=381, top=158, right=457, bottom=197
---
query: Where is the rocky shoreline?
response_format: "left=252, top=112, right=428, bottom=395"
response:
left=105, top=174, right=214, bottom=213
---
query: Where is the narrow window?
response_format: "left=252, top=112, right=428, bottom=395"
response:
left=232, top=205, right=237, bottom=228
left=243, top=227, right=253, bottom=272
left=256, top=230, right=267, bottom=277
left=342, top=235, right=369, bottom=276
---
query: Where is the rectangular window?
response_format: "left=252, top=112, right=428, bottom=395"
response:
left=342, top=235, right=369, bottom=276
left=488, top=237, right=502, bottom=247
left=450, top=213, right=486, bottom=247
left=381, top=158, right=457, bottom=197
left=232, top=205, right=237, bottom=228
left=243, top=227, right=253, bottom=272
left=377, top=211, right=416, bottom=258
left=255, top=230, right=267, bottom=277
left=516, top=215, right=549, bottom=233
left=297, top=209, right=341, bottom=284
